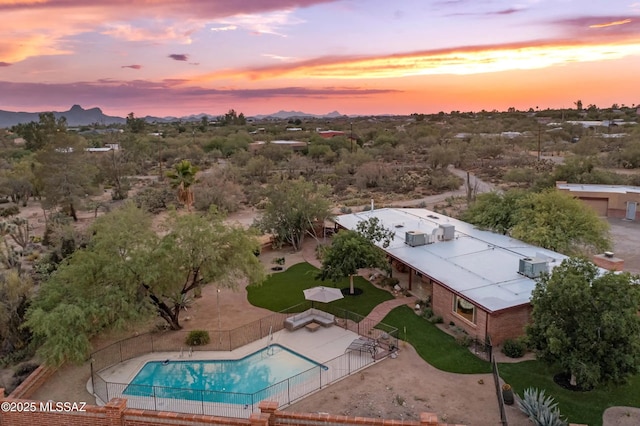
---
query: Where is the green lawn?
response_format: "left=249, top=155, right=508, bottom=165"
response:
left=381, top=305, right=491, bottom=374
left=247, top=262, right=394, bottom=317
left=499, top=360, right=640, bottom=426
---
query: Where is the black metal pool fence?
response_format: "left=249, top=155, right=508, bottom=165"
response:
left=90, top=303, right=398, bottom=418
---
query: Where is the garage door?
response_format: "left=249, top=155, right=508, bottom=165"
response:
left=581, top=197, right=608, bottom=216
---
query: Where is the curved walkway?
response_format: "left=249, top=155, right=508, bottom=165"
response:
left=362, top=296, right=417, bottom=326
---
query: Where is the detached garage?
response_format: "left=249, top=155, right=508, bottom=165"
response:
left=556, top=182, right=640, bottom=220
left=580, top=197, right=608, bottom=216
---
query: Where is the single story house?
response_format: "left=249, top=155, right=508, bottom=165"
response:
left=335, top=208, right=571, bottom=345
left=556, top=182, right=640, bottom=220
left=317, top=130, right=345, bottom=138
left=249, top=140, right=308, bottom=153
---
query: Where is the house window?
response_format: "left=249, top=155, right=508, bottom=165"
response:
left=453, top=295, right=476, bottom=324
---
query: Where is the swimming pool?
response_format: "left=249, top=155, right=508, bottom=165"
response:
left=123, top=344, right=326, bottom=405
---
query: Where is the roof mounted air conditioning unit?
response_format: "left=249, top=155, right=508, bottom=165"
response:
left=405, top=231, right=427, bottom=247
left=439, top=224, right=455, bottom=241
left=518, top=257, right=548, bottom=278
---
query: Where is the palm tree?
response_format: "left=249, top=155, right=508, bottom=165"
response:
left=166, top=160, right=198, bottom=211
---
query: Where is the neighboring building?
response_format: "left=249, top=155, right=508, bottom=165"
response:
left=86, top=143, right=120, bottom=153
left=317, top=130, right=345, bottom=138
left=335, top=208, right=571, bottom=345
left=248, top=140, right=308, bottom=153
left=556, top=182, right=640, bottom=220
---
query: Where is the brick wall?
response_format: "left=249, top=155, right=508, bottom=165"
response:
left=0, top=393, right=463, bottom=426
left=487, top=305, right=531, bottom=345
left=431, top=284, right=487, bottom=341
left=431, top=284, right=453, bottom=323
left=0, top=392, right=108, bottom=426
left=432, top=283, right=532, bottom=345
left=9, top=365, right=57, bottom=399
left=592, top=254, right=625, bottom=271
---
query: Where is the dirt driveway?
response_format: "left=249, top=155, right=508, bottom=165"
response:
left=607, top=218, right=640, bottom=274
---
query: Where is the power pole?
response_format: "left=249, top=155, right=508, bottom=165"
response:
left=537, top=123, right=541, bottom=162
left=350, top=122, right=354, bottom=153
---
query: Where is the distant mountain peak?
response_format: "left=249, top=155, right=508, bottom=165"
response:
left=252, top=110, right=344, bottom=120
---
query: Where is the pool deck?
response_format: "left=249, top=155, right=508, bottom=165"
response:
left=97, top=325, right=365, bottom=387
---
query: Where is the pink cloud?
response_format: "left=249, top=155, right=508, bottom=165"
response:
left=0, top=62, right=12, bottom=67
left=0, top=0, right=338, bottom=20
left=550, top=15, right=639, bottom=38
left=121, top=64, right=142, bottom=69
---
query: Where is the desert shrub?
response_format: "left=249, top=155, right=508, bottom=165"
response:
left=133, top=185, right=176, bottom=214
left=339, top=206, right=352, bottom=214
left=380, top=277, right=399, bottom=288
left=428, top=171, right=462, bottom=192
left=502, top=338, right=526, bottom=358
left=185, top=330, right=210, bottom=346
left=193, top=172, right=244, bottom=213
left=0, top=205, right=20, bottom=217
left=456, top=333, right=473, bottom=347
left=422, top=307, right=434, bottom=320
left=518, top=387, right=567, bottom=426
left=354, top=161, right=392, bottom=189
left=25, top=251, right=39, bottom=262
left=14, top=362, right=39, bottom=377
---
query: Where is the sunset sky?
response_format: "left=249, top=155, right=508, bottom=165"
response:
left=1, top=0, right=639, bottom=117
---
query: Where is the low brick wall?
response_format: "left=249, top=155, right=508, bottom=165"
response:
left=0, top=392, right=462, bottom=426
left=8, top=365, right=57, bottom=400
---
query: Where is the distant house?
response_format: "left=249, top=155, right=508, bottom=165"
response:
left=335, top=208, right=574, bottom=345
left=248, top=140, right=308, bottom=153
left=317, top=130, right=345, bottom=138
left=86, top=143, right=120, bottom=154
left=556, top=182, right=640, bottom=220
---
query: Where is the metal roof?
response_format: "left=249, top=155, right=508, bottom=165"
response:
left=556, top=183, right=640, bottom=195
left=335, top=208, right=569, bottom=313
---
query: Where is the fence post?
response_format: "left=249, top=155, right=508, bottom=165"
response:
left=105, top=398, right=127, bottom=426
left=90, top=361, right=94, bottom=396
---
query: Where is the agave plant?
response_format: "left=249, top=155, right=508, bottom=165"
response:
left=518, top=387, right=567, bottom=426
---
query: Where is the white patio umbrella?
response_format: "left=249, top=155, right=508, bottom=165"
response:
left=303, top=286, right=344, bottom=304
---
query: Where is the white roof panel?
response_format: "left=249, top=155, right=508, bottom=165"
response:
left=556, top=183, right=640, bottom=194
left=335, top=208, right=569, bottom=312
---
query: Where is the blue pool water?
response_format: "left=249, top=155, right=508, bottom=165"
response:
left=123, top=344, right=325, bottom=404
